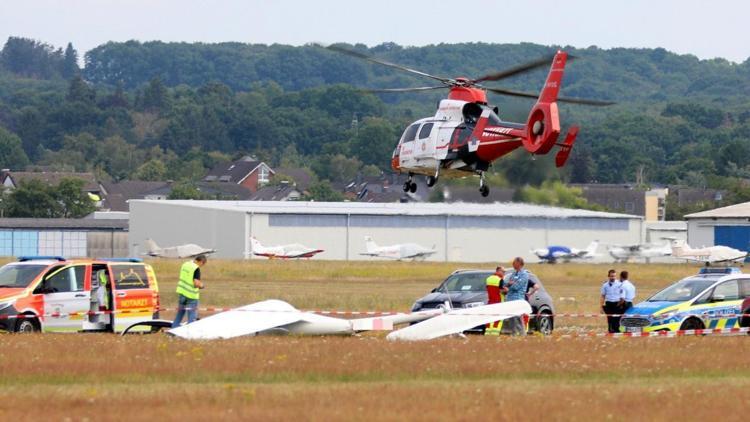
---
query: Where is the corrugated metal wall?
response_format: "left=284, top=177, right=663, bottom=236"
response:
left=0, top=229, right=128, bottom=258
left=87, top=231, right=129, bottom=258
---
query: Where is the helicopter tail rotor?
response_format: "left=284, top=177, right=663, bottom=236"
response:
left=522, top=51, right=568, bottom=155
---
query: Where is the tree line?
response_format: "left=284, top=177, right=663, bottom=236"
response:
left=0, top=36, right=749, bottom=212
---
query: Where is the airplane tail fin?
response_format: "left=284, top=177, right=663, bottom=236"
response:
left=522, top=51, right=567, bottom=155
left=364, top=236, right=378, bottom=254
left=144, top=238, right=160, bottom=254
left=250, top=237, right=263, bottom=253
left=669, top=239, right=688, bottom=256
left=585, top=240, right=599, bottom=256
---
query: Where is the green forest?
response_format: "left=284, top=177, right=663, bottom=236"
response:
left=1, top=36, right=749, bottom=206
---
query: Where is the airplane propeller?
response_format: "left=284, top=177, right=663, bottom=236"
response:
left=320, top=44, right=613, bottom=106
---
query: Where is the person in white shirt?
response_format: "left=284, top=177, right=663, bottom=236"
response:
left=619, top=270, right=636, bottom=311
left=600, top=269, right=623, bottom=333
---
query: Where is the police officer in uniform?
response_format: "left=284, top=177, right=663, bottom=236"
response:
left=600, top=269, right=623, bottom=333
left=172, top=255, right=207, bottom=328
left=619, top=270, right=636, bottom=311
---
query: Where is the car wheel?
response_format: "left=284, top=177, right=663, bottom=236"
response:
left=536, top=312, right=553, bottom=335
left=14, top=317, right=39, bottom=333
left=679, top=318, right=704, bottom=331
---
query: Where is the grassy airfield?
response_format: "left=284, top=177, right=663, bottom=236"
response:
left=0, top=261, right=748, bottom=420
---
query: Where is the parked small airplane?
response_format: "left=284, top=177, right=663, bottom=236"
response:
left=608, top=242, right=672, bottom=262
left=143, top=238, right=216, bottom=259
left=360, top=236, right=437, bottom=261
left=123, top=299, right=530, bottom=341
left=532, top=241, right=599, bottom=264
left=670, top=239, right=748, bottom=265
left=250, top=237, right=324, bottom=259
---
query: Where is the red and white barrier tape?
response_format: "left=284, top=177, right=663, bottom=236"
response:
left=558, top=327, right=750, bottom=338
left=1, top=307, right=750, bottom=320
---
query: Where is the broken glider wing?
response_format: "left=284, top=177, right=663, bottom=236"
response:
left=386, top=301, right=532, bottom=341
left=167, top=300, right=443, bottom=340
left=168, top=300, right=304, bottom=340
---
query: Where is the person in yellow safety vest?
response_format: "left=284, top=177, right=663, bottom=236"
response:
left=95, top=269, right=111, bottom=325
left=172, top=255, right=207, bottom=328
left=484, top=266, right=508, bottom=336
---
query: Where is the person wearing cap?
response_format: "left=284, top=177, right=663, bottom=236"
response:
left=484, top=266, right=508, bottom=335
left=172, top=254, right=207, bottom=328
left=600, top=269, right=623, bottom=333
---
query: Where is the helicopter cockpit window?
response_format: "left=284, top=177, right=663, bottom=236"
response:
left=418, top=123, right=434, bottom=139
left=401, top=124, right=420, bottom=143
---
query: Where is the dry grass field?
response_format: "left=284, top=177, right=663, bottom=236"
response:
left=1, top=260, right=748, bottom=421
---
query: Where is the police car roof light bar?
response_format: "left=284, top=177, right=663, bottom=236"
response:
left=18, top=256, right=66, bottom=262
left=698, top=267, right=741, bottom=275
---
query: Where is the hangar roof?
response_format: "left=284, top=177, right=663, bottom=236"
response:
left=130, top=200, right=640, bottom=220
left=684, top=201, right=750, bottom=219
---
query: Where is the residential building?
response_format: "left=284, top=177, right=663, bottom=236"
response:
left=203, top=156, right=275, bottom=193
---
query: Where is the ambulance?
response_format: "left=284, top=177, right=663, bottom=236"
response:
left=621, top=267, right=750, bottom=333
left=0, top=256, right=159, bottom=333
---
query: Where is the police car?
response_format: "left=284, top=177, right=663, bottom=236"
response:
left=621, top=267, right=750, bottom=333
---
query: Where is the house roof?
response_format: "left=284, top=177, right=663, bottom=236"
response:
left=249, top=184, right=302, bottom=201
left=204, top=156, right=274, bottom=183
left=144, top=182, right=255, bottom=200
left=3, top=171, right=100, bottom=192
left=274, top=167, right=314, bottom=191
left=101, top=181, right=170, bottom=212
left=673, top=187, right=723, bottom=206
left=684, top=202, right=750, bottom=219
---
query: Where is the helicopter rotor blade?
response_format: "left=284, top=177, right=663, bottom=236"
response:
left=322, top=44, right=452, bottom=84
left=472, top=53, right=559, bottom=83
left=364, top=86, right=449, bottom=93
left=483, top=86, right=614, bottom=106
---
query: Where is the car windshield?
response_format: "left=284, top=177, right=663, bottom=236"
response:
left=0, top=264, right=47, bottom=288
left=648, top=277, right=715, bottom=302
left=440, top=273, right=490, bottom=292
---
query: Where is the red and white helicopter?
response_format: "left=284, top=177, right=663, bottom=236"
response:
left=325, top=46, right=613, bottom=196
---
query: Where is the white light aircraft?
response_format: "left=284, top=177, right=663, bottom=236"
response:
left=607, top=242, right=672, bottom=262
left=143, top=238, right=216, bottom=259
left=250, top=237, right=324, bottom=259
left=531, top=241, right=599, bottom=264
left=122, top=299, right=530, bottom=341
left=360, top=236, right=437, bottom=261
left=670, top=239, right=748, bottom=265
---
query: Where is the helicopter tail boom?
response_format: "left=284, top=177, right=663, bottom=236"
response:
left=521, top=51, right=568, bottom=155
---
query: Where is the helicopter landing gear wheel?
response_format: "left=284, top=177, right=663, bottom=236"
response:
left=404, top=173, right=417, bottom=193
left=479, top=172, right=490, bottom=197
left=426, top=167, right=440, bottom=188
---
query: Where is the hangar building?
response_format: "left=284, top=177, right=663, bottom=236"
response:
left=685, top=202, right=750, bottom=252
left=129, top=200, right=643, bottom=262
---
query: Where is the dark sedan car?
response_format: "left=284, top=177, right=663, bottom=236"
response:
left=410, top=269, right=555, bottom=334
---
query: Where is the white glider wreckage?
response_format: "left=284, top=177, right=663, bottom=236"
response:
left=124, top=299, right=531, bottom=341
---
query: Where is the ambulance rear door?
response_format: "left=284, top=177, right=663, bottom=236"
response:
left=109, top=263, right=156, bottom=333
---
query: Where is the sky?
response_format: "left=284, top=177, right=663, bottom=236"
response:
left=0, top=0, right=748, bottom=63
